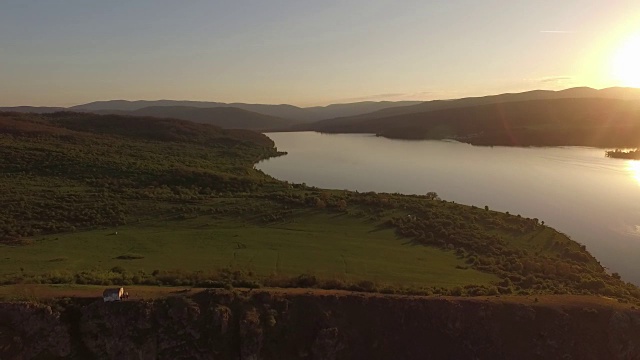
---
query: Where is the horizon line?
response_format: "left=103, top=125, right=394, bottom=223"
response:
left=1, top=85, right=637, bottom=108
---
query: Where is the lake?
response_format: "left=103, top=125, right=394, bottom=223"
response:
left=257, top=132, right=640, bottom=285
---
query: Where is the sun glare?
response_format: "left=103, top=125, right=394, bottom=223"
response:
left=611, top=32, right=640, bottom=87
left=628, top=161, right=640, bottom=185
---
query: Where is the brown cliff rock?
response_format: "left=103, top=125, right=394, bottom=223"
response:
left=0, top=291, right=639, bottom=359
left=0, top=302, right=71, bottom=359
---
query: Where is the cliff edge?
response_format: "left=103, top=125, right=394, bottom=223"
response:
left=1, top=289, right=639, bottom=359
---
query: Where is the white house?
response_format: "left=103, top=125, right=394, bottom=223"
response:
left=103, top=287, right=124, bottom=302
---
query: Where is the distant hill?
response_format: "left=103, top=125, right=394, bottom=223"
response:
left=90, top=106, right=300, bottom=131
left=70, top=100, right=316, bottom=122
left=6, top=87, right=640, bottom=131
left=68, top=99, right=425, bottom=122
left=1, top=101, right=429, bottom=130
left=305, top=101, right=423, bottom=119
left=312, top=97, right=640, bottom=147
left=305, top=87, right=640, bottom=131
left=0, top=106, right=66, bottom=113
left=0, top=111, right=274, bottom=147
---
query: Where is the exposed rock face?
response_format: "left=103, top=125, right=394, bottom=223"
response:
left=1, top=291, right=639, bottom=359
left=80, top=300, right=156, bottom=359
left=0, top=302, right=71, bottom=359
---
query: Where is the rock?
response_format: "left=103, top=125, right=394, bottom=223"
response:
left=239, top=307, right=263, bottom=360
left=0, top=302, right=71, bottom=359
left=311, top=327, right=342, bottom=360
left=1, top=291, right=640, bottom=359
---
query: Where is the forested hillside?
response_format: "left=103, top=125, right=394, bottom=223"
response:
left=0, top=111, right=638, bottom=302
left=308, top=97, right=640, bottom=147
left=0, top=111, right=280, bottom=238
left=93, top=106, right=301, bottom=131
left=304, top=87, right=640, bottom=132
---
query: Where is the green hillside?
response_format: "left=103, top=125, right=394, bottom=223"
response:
left=95, top=106, right=303, bottom=131
left=305, top=91, right=640, bottom=147
left=1, top=111, right=638, bottom=300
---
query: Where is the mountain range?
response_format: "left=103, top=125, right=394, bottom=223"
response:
left=296, top=87, right=640, bottom=147
left=1, top=100, right=423, bottom=131
left=302, top=87, right=640, bottom=132
left=2, top=87, right=640, bottom=139
left=67, top=99, right=424, bottom=122
left=90, top=106, right=297, bottom=131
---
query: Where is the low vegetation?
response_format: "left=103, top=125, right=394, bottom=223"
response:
left=606, top=148, right=640, bottom=159
left=1, top=111, right=638, bottom=302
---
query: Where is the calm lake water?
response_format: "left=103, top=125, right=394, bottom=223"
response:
left=257, top=132, right=640, bottom=285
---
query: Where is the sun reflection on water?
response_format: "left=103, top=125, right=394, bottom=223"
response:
left=628, top=161, right=640, bottom=185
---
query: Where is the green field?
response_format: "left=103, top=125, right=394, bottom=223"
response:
left=1, top=111, right=638, bottom=301
left=1, top=211, right=495, bottom=288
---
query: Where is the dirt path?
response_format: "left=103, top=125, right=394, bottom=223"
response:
left=0, top=283, right=636, bottom=311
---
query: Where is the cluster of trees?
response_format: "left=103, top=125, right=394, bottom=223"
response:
left=0, top=188, right=127, bottom=240
left=383, top=202, right=639, bottom=300
left=0, top=112, right=280, bottom=241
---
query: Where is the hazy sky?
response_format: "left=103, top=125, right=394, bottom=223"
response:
left=2, top=0, right=640, bottom=106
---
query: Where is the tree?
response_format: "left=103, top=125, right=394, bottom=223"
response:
left=425, top=192, right=440, bottom=200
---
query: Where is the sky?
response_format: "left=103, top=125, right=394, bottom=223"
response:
left=1, top=0, right=640, bottom=107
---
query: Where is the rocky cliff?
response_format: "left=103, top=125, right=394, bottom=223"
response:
left=1, top=290, right=639, bottom=359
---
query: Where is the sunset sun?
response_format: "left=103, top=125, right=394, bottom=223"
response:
left=611, top=31, right=640, bottom=87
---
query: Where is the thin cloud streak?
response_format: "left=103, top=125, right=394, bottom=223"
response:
left=540, top=76, right=572, bottom=83
left=332, top=93, right=410, bottom=103
left=540, top=30, right=577, bottom=33
left=318, top=91, right=439, bottom=106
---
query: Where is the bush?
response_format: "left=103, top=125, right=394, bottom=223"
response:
left=232, top=279, right=261, bottom=289
left=197, top=280, right=227, bottom=288
left=111, top=266, right=126, bottom=274
left=353, top=280, right=377, bottom=292
left=295, top=274, right=318, bottom=288
left=320, top=278, right=346, bottom=290
left=450, top=286, right=463, bottom=296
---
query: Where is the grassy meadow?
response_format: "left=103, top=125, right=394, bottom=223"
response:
left=1, top=210, right=495, bottom=288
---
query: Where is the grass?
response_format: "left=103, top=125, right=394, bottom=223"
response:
left=0, top=211, right=496, bottom=288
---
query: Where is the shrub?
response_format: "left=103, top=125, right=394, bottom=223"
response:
left=354, top=280, right=376, bottom=292
left=111, top=266, right=126, bottom=274
left=197, top=280, right=227, bottom=288
left=295, top=274, right=318, bottom=288
left=320, top=278, right=346, bottom=290
left=232, top=279, right=261, bottom=289
left=450, top=286, right=463, bottom=296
